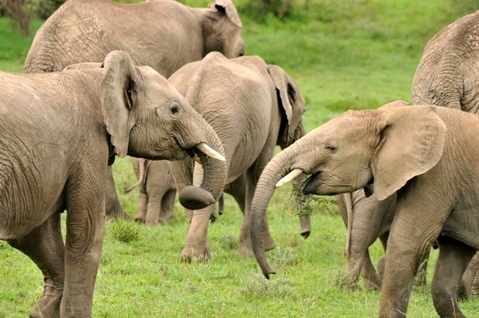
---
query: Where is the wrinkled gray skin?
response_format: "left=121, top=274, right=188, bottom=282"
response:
left=23, top=0, right=244, bottom=218
left=459, top=252, right=479, bottom=299
left=337, top=190, right=430, bottom=291
left=168, top=52, right=306, bottom=261
left=337, top=190, right=479, bottom=297
left=412, top=10, right=479, bottom=113
left=0, top=51, right=225, bottom=318
left=125, top=157, right=225, bottom=226
left=412, top=9, right=479, bottom=301
left=337, top=190, right=396, bottom=290
left=250, top=100, right=479, bottom=317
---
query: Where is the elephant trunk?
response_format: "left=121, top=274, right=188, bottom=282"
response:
left=299, top=213, right=311, bottom=239
left=250, top=142, right=301, bottom=279
left=173, top=109, right=226, bottom=210
left=291, top=173, right=311, bottom=239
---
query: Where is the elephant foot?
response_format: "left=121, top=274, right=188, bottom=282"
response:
left=106, top=207, right=131, bottom=220
left=134, top=215, right=145, bottom=223
left=363, top=278, right=381, bottom=291
left=235, top=244, right=255, bottom=257
left=159, top=214, right=177, bottom=225
left=29, top=282, right=62, bottom=318
left=180, top=242, right=211, bottom=263
left=235, top=237, right=276, bottom=258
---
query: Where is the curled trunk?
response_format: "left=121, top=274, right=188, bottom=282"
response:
left=171, top=108, right=227, bottom=210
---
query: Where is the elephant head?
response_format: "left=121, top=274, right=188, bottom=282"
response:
left=93, top=51, right=226, bottom=210
left=204, top=0, right=244, bottom=58
left=250, top=100, right=447, bottom=278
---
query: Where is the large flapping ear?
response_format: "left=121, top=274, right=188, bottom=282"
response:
left=100, top=50, right=136, bottom=158
left=268, top=64, right=306, bottom=145
left=209, top=0, right=242, bottom=27
left=372, top=105, right=447, bottom=200
left=63, top=62, right=102, bottom=71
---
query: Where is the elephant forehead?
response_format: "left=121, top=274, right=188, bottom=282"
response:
left=324, top=111, right=374, bottom=138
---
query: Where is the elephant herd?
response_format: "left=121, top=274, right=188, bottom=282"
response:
left=2, top=0, right=479, bottom=317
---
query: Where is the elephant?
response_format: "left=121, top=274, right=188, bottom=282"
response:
left=167, top=51, right=306, bottom=261
left=0, top=50, right=225, bottom=318
left=412, top=10, right=479, bottom=113
left=125, top=157, right=225, bottom=225
left=23, top=0, right=244, bottom=218
left=337, top=190, right=479, bottom=297
left=23, top=0, right=244, bottom=77
left=250, top=100, right=479, bottom=317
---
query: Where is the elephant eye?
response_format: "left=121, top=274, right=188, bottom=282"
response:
left=170, top=104, right=180, bottom=117
left=325, top=140, right=337, bottom=153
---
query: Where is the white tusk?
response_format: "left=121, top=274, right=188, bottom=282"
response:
left=276, top=168, right=303, bottom=188
left=196, top=143, right=226, bottom=162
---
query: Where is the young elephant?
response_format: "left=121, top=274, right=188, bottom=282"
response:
left=168, top=52, right=306, bottom=262
left=23, top=0, right=244, bottom=218
left=250, top=100, right=479, bottom=317
left=125, top=158, right=225, bottom=225
left=1, top=51, right=225, bottom=318
left=339, top=189, right=479, bottom=298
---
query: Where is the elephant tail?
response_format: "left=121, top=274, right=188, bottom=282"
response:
left=124, top=158, right=147, bottom=193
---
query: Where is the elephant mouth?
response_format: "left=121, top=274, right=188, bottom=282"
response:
left=302, top=172, right=322, bottom=195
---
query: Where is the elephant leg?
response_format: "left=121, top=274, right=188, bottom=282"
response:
left=144, top=187, right=162, bottom=226
left=134, top=192, right=148, bottom=223
left=105, top=167, right=130, bottom=219
left=7, top=213, right=65, bottom=318
left=377, top=232, right=389, bottom=280
left=458, top=251, right=479, bottom=300
left=379, top=221, right=437, bottom=316
left=58, top=166, right=105, bottom=317
left=360, top=249, right=382, bottom=291
left=181, top=206, right=213, bottom=262
left=432, top=236, right=474, bottom=317
left=159, top=189, right=177, bottom=224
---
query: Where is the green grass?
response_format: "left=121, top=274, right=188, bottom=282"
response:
left=1, top=1, right=479, bottom=317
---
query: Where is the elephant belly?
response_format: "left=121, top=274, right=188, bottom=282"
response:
left=442, top=207, right=479, bottom=249
left=0, top=162, right=66, bottom=240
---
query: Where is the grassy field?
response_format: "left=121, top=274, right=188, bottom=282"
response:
left=1, top=0, right=479, bottom=317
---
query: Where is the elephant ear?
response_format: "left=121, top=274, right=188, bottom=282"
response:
left=100, top=50, right=137, bottom=158
left=209, top=0, right=242, bottom=27
left=268, top=64, right=306, bottom=147
left=372, top=105, right=447, bottom=200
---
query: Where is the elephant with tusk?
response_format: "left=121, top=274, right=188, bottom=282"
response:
left=167, top=52, right=306, bottom=262
left=250, top=100, right=479, bottom=317
left=1, top=50, right=225, bottom=317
